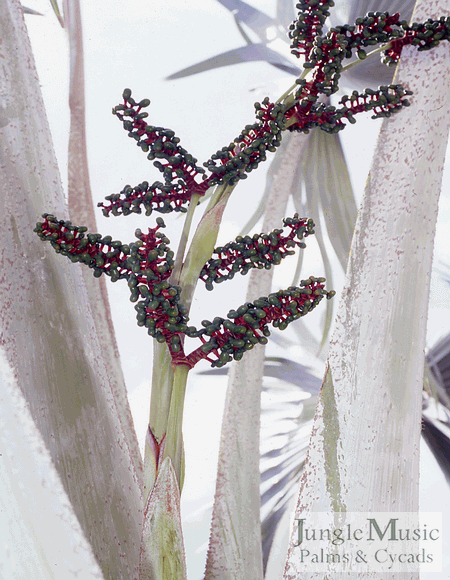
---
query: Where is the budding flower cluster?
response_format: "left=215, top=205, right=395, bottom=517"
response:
left=34, top=214, right=133, bottom=281
left=112, top=90, right=210, bottom=196
left=99, top=180, right=191, bottom=218
left=204, top=98, right=285, bottom=186
left=289, top=0, right=335, bottom=60
left=285, top=84, right=412, bottom=133
left=339, top=85, right=412, bottom=120
left=200, top=215, right=315, bottom=290
left=34, top=215, right=188, bottom=346
left=190, top=281, right=335, bottom=368
left=284, top=8, right=449, bottom=134
left=35, top=211, right=330, bottom=369
left=383, top=16, right=450, bottom=66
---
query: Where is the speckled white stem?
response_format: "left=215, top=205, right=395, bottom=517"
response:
left=204, top=131, right=310, bottom=580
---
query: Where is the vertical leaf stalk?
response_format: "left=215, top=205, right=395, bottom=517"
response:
left=163, top=363, right=190, bottom=488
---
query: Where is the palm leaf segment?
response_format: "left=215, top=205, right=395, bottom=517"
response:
left=166, top=0, right=300, bottom=80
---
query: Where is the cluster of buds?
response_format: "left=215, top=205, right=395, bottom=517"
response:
left=285, top=83, right=412, bottom=134
left=35, top=213, right=333, bottom=368
left=111, top=94, right=286, bottom=197
left=289, top=0, right=336, bottom=60
left=34, top=215, right=189, bottom=342
left=283, top=9, right=449, bottom=133
left=34, top=214, right=135, bottom=281
left=99, top=180, right=191, bottom=218
left=113, top=90, right=208, bottom=192
left=102, top=10, right=449, bottom=200
left=35, top=1, right=450, bottom=368
left=203, top=98, right=285, bottom=186
left=193, top=281, right=333, bottom=368
left=383, top=16, right=450, bottom=65
left=290, top=7, right=450, bottom=64
left=105, top=90, right=210, bottom=219
left=200, top=215, right=315, bottom=290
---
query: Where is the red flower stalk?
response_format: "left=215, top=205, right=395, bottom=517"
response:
left=284, top=11, right=449, bottom=131
left=113, top=90, right=210, bottom=197
left=203, top=98, right=285, bottom=186
left=98, top=180, right=193, bottom=218
left=187, top=280, right=335, bottom=368
left=383, top=16, right=450, bottom=65
left=34, top=214, right=174, bottom=282
left=35, top=212, right=333, bottom=370
left=200, top=215, right=315, bottom=290
left=285, top=84, right=412, bottom=133
left=35, top=214, right=133, bottom=280
left=104, top=10, right=450, bottom=203
left=289, top=0, right=335, bottom=60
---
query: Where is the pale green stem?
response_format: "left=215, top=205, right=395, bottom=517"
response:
left=144, top=189, right=201, bottom=497
left=171, top=191, right=203, bottom=285
left=204, top=181, right=229, bottom=212
left=148, top=341, right=174, bottom=442
left=291, top=248, right=304, bottom=288
left=143, top=341, right=174, bottom=501
left=277, top=68, right=309, bottom=109
left=339, top=41, right=393, bottom=74
left=178, top=183, right=236, bottom=313
left=145, top=181, right=235, bottom=494
left=163, top=363, right=190, bottom=488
